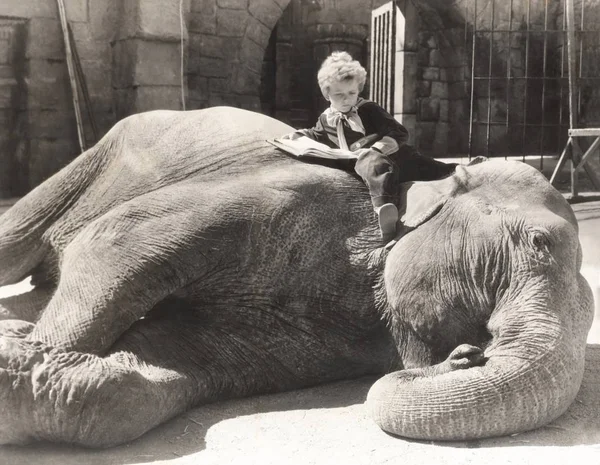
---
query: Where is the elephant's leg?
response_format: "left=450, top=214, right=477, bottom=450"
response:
left=0, top=329, right=196, bottom=446
left=0, top=313, right=301, bottom=447
left=27, top=187, right=230, bottom=354
left=0, top=286, right=54, bottom=322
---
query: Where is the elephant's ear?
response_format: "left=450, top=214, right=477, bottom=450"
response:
left=399, top=166, right=465, bottom=229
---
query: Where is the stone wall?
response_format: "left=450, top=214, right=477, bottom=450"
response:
left=0, top=0, right=118, bottom=196
left=2, top=0, right=598, bottom=197
left=186, top=0, right=290, bottom=112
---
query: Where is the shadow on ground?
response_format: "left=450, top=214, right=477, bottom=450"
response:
left=1, top=345, right=599, bottom=465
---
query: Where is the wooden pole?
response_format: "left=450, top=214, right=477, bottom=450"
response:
left=56, top=0, right=86, bottom=152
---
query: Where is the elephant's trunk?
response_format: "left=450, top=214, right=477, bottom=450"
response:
left=366, top=273, right=594, bottom=440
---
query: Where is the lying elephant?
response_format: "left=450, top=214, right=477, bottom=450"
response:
left=0, top=107, right=594, bottom=447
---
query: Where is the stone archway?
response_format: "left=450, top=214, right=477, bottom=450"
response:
left=186, top=0, right=291, bottom=111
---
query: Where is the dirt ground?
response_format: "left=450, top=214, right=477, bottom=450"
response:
left=0, top=186, right=599, bottom=465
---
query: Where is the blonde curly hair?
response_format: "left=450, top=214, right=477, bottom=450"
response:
left=317, top=51, right=367, bottom=98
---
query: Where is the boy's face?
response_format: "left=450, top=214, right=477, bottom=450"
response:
left=327, top=78, right=360, bottom=113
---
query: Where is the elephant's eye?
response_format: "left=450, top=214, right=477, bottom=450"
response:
left=530, top=230, right=551, bottom=253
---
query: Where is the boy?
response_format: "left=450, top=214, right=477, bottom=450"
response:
left=283, top=51, right=456, bottom=244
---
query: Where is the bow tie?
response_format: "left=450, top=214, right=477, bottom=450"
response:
left=324, top=107, right=366, bottom=135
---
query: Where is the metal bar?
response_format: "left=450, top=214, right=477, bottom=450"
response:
left=372, top=16, right=381, bottom=103
left=387, top=9, right=392, bottom=110
left=558, top=0, right=567, bottom=143
left=485, top=0, right=495, bottom=157
left=550, top=136, right=571, bottom=184
left=370, top=10, right=376, bottom=101
left=384, top=9, right=390, bottom=111
left=573, top=135, right=600, bottom=173
left=505, top=0, right=514, bottom=159
left=566, top=0, right=578, bottom=130
left=539, top=0, right=549, bottom=170
left=468, top=0, right=477, bottom=159
left=472, top=76, right=598, bottom=80
left=390, top=1, right=397, bottom=115
left=376, top=14, right=382, bottom=105
left=570, top=137, right=580, bottom=197
left=521, top=0, right=531, bottom=162
left=570, top=128, right=600, bottom=136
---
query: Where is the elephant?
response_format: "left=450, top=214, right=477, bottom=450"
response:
left=0, top=107, right=594, bottom=448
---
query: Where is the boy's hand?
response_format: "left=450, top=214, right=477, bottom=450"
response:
left=281, top=132, right=303, bottom=140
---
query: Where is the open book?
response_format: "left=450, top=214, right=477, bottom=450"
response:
left=267, top=135, right=358, bottom=160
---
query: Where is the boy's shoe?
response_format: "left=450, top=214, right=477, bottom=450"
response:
left=376, top=203, right=398, bottom=241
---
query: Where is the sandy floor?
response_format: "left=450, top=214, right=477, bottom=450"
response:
left=0, top=199, right=599, bottom=465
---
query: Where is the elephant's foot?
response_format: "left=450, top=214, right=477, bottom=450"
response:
left=0, top=334, right=198, bottom=447
left=0, top=337, right=50, bottom=444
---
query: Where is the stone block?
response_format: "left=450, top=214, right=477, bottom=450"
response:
left=187, top=75, right=208, bottom=101
left=208, top=92, right=237, bottom=107
left=192, top=0, right=216, bottom=15
left=429, top=49, right=442, bottom=67
left=246, top=17, right=271, bottom=48
left=26, top=76, right=70, bottom=110
left=189, top=12, right=216, bottom=34
left=449, top=99, right=468, bottom=122
left=422, top=67, right=439, bottom=81
left=439, top=99, right=449, bottom=122
left=417, top=80, right=431, bottom=97
left=248, top=0, right=282, bottom=29
left=0, top=82, right=17, bottom=109
left=77, top=60, right=112, bottom=98
left=112, top=38, right=181, bottom=88
left=64, top=0, right=89, bottom=22
left=430, top=81, right=447, bottom=99
left=189, top=55, right=230, bottom=77
left=237, top=94, right=261, bottom=111
left=217, top=9, right=248, bottom=37
left=240, top=39, right=264, bottom=74
left=25, top=18, right=63, bottom=60
left=89, top=0, right=121, bottom=41
left=394, top=51, right=417, bottom=114
left=433, top=122, right=449, bottom=155
left=191, top=34, right=232, bottom=58
left=114, top=85, right=183, bottom=118
left=209, top=77, right=229, bottom=93
left=119, top=0, right=184, bottom=41
left=416, top=122, right=436, bottom=151
left=231, top=66, right=260, bottom=94
left=419, top=97, right=440, bottom=121
left=71, top=39, right=111, bottom=64
left=217, top=0, right=247, bottom=9
left=28, top=109, right=76, bottom=139
left=28, top=137, right=80, bottom=189
left=394, top=113, right=416, bottom=145
left=448, top=81, right=468, bottom=100
left=417, top=48, right=429, bottom=67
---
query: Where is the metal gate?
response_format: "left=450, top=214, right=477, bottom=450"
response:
left=466, top=0, right=600, bottom=164
left=370, top=2, right=397, bottom=114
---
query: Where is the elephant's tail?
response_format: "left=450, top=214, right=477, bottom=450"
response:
left=0, top=140, right=108, bottom=286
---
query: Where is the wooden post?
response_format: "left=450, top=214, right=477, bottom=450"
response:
left=56, top=0, right=86, bottom=152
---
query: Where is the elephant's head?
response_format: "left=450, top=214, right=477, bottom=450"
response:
left=367, top=160, right=594, bottom=440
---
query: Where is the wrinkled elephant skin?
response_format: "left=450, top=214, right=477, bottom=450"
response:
left=0, top=107, right=594, bottom=447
